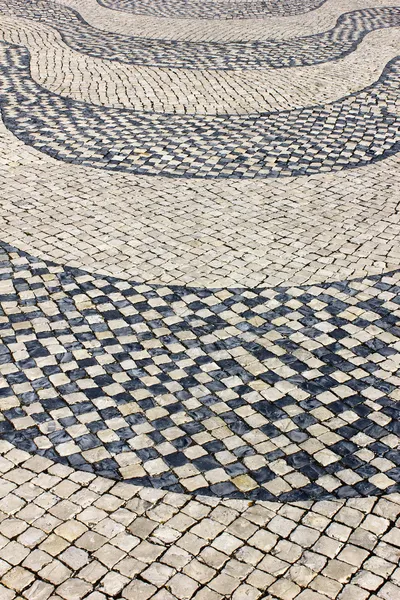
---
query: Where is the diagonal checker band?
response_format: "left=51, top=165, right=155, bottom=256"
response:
left=2, top=1, right=400, bottom=70
left=0, top=42, right=399, bottom=179
left=1, top=243, right=399, bottom=501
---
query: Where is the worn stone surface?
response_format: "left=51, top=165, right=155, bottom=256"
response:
left=0, top=0, right=399, bottom=598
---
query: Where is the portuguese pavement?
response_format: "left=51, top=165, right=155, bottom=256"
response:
left=0, top=0, right=400, bottom=599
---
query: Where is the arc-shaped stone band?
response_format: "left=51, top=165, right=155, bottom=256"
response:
left=56, top=0, right=400, bottom=42
left=3, top=16, right=399, bottom=116
left=1, top=242, right=399, bottom=502
left=94, top=0, right=328, bottom=19
left=1, top=1, right=400, bottom=70
left=0, top=42, right=399, bottom=179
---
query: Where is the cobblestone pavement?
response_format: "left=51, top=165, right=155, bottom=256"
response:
left=56, top=0, right=400, bottom=41
left=0, top=0, right=399, bottom=599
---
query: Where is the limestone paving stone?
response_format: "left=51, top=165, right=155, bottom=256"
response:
left=0, top=442, right=398, bottom=598
left=0, top=0, right=399, bottom=598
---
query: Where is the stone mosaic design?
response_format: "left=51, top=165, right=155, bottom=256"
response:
left=2, top=1, right=400, bottom=70
left=0, top=0, right=400, bottom=597
left=1, top=242, right=399, bottom=501
left=96, top=0, right=328, bottom=19
left=1, top=130, right=399, bottom=289
left=0, top=42, right=399, bottom=179
left=4, top=15, right=399, bottom=116
left=58, top=0, right=400, bottom=42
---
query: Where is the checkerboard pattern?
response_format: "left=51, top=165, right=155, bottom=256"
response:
left=1, top=243, right=399, bottom=501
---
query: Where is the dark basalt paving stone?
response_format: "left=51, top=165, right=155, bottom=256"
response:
left=0, top=242, right=399, bottom=501
left=0, top=41, right=399, bottom=179
left=1, top=1, right=399, bottom=70
left=97, top=0, right=328, bottom=19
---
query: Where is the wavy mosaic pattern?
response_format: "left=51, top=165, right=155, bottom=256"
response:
left=1, top=116, right=399, bottom=291
left=0, top=0, right=400, bottom=600
left=1, top=3, right=400, bottom=597
left=1, top=242, right=399, bottom=501
left=96, top=0, right=328, bottom=19
left=3, top=16, right=400, bottom=116
left=58, top=0, right=400, bottom=42
left=0, top=0, right=399, bottom=517
left=0, top=42, right=399, bottom=179
left=1, top=1, right=399, bottom=70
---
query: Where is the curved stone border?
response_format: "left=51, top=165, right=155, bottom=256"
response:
left=1, top=443, right=399, bottom=600
left=3, top=16, right=400, bottom=115
left=1, top=241, right=399, bottom=501
left=0, top=41, right=399, bottom=180
left=1, top=116, right=400, bottom=289
left=57, top=0, right=400, bottom=41
left=2, top=1, right=400, bottom=70
left=95, top=0, right=328, bottom=20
